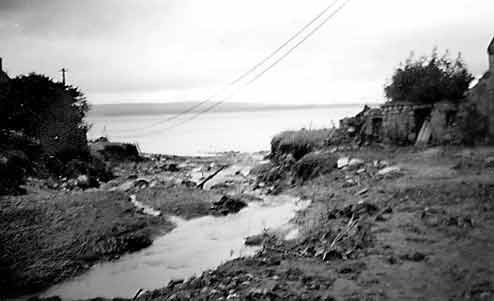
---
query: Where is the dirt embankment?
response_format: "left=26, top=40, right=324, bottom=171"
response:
left=131, top=146, right=494, bottom=300
left=0, top=153, right=237, bottom=299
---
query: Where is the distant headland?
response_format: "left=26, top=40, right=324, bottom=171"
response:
left=89, top=102, right=380, bottom=117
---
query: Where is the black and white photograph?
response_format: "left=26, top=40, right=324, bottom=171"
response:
left=1, top=0, right=494, bottom=300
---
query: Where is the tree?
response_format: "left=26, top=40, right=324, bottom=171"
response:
left=384, top=49, right=474, bottom=104
left=0, top=73, right=90, bottom=158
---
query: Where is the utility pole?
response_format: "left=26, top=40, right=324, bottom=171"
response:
left=60, top=68, right=68, bottom=86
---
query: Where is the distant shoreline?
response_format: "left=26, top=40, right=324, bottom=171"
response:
left=89, top=102, right=381, bottom=117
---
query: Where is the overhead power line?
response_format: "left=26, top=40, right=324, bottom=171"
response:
left=114, top=0, right=351, bottom=138
left=112, top=0, right=341, bottom=134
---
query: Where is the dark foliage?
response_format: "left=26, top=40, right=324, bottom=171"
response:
left=0, top=73, right=113, bottom=194
left=0, top=73, right=89, bottom=138
left=292, top=152, right=337, bottom=182
left=384, top=50, right=474, bottom=104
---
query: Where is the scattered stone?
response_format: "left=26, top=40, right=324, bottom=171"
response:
left=337, top=157, right=350, bottom=169
left=377, top=166, right=401, bottom=176
left=129, top=194, right=161, bottom=216
left=348, top=158, right=365, bottom=168
left=76, top=174, right=90, bottom=188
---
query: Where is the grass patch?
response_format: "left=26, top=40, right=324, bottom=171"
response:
left=0, top=190, right=170, bottom=298
left=292, top=152, right=338, bottom=182
left=135, top=186, right=220, bottom=219
left=271, top=129, right=333, bottom=161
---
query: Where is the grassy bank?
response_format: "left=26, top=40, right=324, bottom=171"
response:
left=0, top=190, right=166, bottom=297
left=0, top=179, right=221, bottom=298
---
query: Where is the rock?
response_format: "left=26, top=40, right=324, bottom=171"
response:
left=337, top=157, right=350, bottom=168
left=210, top=195, right=248, bottom=216
left=161, top=162, right=179, bottom=172
left=348, top=158, right=364, bottom=168
left=244, top=233, right=270, bottom=246
left=76, top=174, right=90, bottom=188
left=129, top=194, right=161, bottom=216
left=377, top=166, right=401, bottom=176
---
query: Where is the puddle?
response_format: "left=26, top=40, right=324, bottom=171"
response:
left=41, top=195, right=309, bottom=300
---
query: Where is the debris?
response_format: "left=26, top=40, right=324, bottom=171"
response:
left=134, top=178, right=150, bottom=189
left=197, top=165, right=228, bottom=189
left=415, top=120, right=432, bottom=146
left=355, top=188, right=368, bottom=196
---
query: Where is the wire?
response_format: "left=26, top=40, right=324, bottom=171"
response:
left=168, top=0, right=353, bottom=130
left=245, top=0, right=351, bottom=86
left=114, top=0, right=352, bottom=138
left=111, top=0, right=340, bottom=134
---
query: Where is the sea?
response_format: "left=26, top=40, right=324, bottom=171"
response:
left=87, top=105, right=364, bottom=156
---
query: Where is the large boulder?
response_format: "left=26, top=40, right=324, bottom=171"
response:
left=210, top=195, right=248, bottom=216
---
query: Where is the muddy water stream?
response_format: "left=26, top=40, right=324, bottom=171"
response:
left=42, top=195, right=309, bottom=300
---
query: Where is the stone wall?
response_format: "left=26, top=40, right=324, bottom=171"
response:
left=429, top=102, right=460, bottom=144
left=468, top=72, right=494, bottom=142
left=381, top=103, right=431, bottom=144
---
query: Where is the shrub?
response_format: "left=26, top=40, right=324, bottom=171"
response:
left=384, top=49, right=474, bottom=104
left=292, top=152, right=337, bottom=182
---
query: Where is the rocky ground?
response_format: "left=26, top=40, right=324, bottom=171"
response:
left=4, top=146, right=494, bottom=300
left=132, top=146, right=494, bottom=300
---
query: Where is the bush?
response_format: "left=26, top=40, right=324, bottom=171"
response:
left=292, top=152, right=337, bottom=182
left=0, top=150, right=30, bottom=195
left=384, top=49, right=474, bottom=104
left=271, top=129, right=333, bottom=162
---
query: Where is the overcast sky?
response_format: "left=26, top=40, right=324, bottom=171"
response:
left=1, top=0, right=493, bottom=105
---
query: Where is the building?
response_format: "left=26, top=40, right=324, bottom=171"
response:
left=467, top=36, right=494, bottom=141
left=0, top=58, right=10, bottom=84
